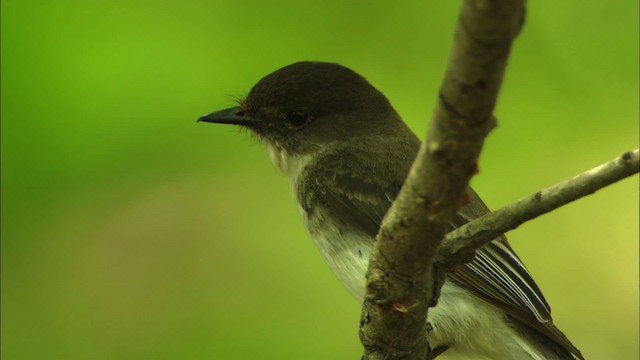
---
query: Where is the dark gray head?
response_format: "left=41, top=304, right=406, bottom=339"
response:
left=199, top=62, right=403, bottom=155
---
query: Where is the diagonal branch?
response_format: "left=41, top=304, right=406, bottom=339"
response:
left=359, top=1, right=525, bottom=359
left=438, top=149, right=639, bottom=266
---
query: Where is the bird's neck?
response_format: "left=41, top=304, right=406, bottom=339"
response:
left=264, top=142, right=313, bottom=180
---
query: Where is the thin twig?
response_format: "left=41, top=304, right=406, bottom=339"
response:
left=438, top=149, right=640, bottom=265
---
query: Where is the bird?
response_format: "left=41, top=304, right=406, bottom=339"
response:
left=199, top=61, right=583, bottom=360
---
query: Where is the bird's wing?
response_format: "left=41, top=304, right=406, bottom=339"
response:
left=298, top=140, right=416, bottom=240
left=449, top=189, right=552, bottom=322
left=450, top=189, right=583, bottom=359
left=306, top=151, right=581, bottom=359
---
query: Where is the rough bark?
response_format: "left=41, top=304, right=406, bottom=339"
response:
left=359, top=1, right=526, bottom=359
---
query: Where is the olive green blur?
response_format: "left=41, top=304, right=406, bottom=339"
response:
left=2, top=1, right=638, bottom=359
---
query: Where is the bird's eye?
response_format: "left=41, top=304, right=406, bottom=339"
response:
left=286, top=110, right=309, bottom=126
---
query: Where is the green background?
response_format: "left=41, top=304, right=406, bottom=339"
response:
left=2, top=1, right=638, bottom=359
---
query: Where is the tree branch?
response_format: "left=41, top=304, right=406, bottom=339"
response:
left=359, top=1, right=525, bottom=359
left=438, top=149, right=640, bottom=266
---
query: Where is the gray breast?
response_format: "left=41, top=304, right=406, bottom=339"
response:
left=297, top=199, right=371, bottom=300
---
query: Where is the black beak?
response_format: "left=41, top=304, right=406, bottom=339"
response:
left=197, top=106, right=261, bottom=126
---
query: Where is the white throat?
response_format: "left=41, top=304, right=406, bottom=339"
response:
left=265, top=143, right=312, bottom=180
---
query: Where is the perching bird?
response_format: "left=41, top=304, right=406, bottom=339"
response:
left=199, top=61, right=583, bottom=360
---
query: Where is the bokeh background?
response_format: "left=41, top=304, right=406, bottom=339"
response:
left=2, top=1, right=638, bottom=359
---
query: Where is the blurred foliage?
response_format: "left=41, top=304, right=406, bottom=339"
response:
left=2, top=1, right=638, bottom=359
